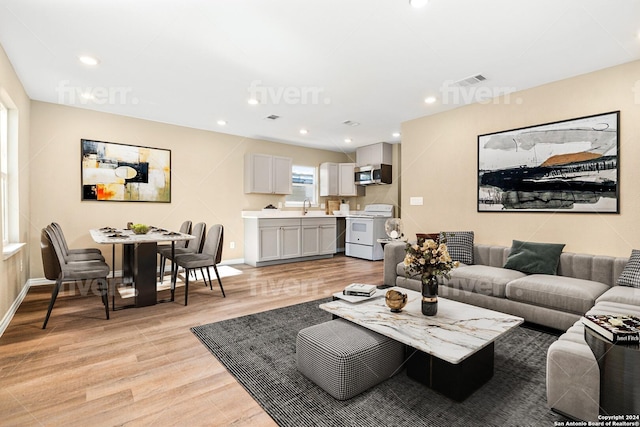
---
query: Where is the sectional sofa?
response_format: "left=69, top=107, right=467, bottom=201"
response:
left=383, top=240, right=640, bottom=421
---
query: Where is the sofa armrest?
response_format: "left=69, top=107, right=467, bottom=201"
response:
left=383, top=241, right=407, bottom=287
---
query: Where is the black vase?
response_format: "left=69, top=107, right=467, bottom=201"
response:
left=421, top=275, right=438, bottom=316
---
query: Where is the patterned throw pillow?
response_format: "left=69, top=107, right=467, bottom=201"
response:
left=439, top=231, right=474, bottom=265
left=617, top=249, right=640, bottom=288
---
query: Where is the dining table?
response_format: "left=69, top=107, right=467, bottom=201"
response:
left=90, top=226, right=195, bottom=308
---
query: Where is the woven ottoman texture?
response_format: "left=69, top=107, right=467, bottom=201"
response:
left=296, top=318, right=405, bottom=400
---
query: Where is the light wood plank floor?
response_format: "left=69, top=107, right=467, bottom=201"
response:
left=0, top=255, right=384, bottom=426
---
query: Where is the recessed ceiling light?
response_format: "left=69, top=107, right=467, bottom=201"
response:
left=410, top=0, right=429, bottom=8
left=300, top=129, right=309, bottom=135
left=424, top=96, right=437, bottom=104
left=392, top=132, right=401, bottom=138
left=217, top=120, right=227, bottom=126
left=344, top=138, right=352, bottom=143
left=78, top=55, right=100, bottom=66
left=247, top=98, right=259, bottom=105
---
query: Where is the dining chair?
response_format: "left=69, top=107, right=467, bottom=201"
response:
left=41, top=227, right=111, bottom=329
left=160, top=222, right=206, bottom=286
left=157, top=220, right=192, bottom=280
left=49, top=222, right=105, bottom=262
left=171, top=224, right=225, bottom=305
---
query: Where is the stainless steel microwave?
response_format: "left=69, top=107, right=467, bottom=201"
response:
left=354, top=164, right=392, bottom=185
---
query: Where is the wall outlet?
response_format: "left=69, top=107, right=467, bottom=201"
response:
left=277, top=201, right=283, bottom=209
left=410, top=197, right=424, bottom=206
left=20, top=260, right=23, bottom=272
left=356, top=204, right=360, bottom=210
left=230, top=241, right=235, bottom=249
left=320, top=203, right=325, bottom=209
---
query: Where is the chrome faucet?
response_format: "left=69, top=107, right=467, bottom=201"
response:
left=303, top=198, right=310, bottom=215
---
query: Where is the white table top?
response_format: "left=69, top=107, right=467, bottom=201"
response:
left=90, top=227, right=195, bottom=244
left=320, top=286, right=523, bottom=364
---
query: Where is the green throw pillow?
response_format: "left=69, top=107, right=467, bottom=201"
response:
left=503, top=240, right=566, bottom=275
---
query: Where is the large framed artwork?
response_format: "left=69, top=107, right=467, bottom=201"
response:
left=477, top=111, right=619, bottom=213
left=81, top=139, right=171, bottom=202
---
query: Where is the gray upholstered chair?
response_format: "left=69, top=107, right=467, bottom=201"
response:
left=171, top=224, right=225, bottom=305
left=160, top=222, right=206, bottom=286
left=50, top=222, right=105, bottom=262
left=41, top=227, right=111, bottom=329
left=157, top=220, right=192, bottom=280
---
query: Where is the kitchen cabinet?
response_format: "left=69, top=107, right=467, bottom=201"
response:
left=338, top=163, right=363, bottom=196
left=301, top=217, right=336, bottom=256
left=356, top=142, right=393, bottom=167
left=251, top=218, right=301, bottom=263
left=319, top=162, right=338, bottom=196
left=244, top=153, right=292, bottom=194
left=320, top=162, right=363, bottom=197
left=244, top=216, right=336, bottom=267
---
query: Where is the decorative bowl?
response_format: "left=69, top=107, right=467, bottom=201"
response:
left=131, top=224, right=150, bottom=234
left=385, top=289, right=408, bottom=313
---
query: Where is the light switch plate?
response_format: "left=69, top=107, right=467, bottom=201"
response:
left=410, top=197, right=424, bottom=206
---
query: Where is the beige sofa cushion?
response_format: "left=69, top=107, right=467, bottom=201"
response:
left=595, top=285, right=640, bottom=306
left=441, top=265, right=526, bottom=298
left=506, top=275, right=609, bottom=315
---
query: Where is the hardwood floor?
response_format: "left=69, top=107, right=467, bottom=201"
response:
left=0, top=255, right=384, bottom=426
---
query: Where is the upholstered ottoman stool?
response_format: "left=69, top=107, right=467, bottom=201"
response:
left=296, top=318, right=405, bottom=400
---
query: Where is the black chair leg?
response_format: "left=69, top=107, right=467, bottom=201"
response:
left=184, top=270, right=190, bottom=306
left=42, top=279, right=63, bottom=329
left=170, top=262, right=178, bottom=302
left=99, top=278, right=110, bottom=320
left=204, top=267, right=213, bottom=290
left=213, top=265, right=225, bottom=298
left=159, top=255, right=166, bottom=281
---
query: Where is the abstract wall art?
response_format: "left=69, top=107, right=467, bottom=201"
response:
left=478, top=111, right=619, bottom=213
left=81, top=139, right=171, bottom=202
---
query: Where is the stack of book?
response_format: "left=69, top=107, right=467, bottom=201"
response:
left=581, top=314, right=640, bottom=344
left=343, top=283, right=377, bottom=297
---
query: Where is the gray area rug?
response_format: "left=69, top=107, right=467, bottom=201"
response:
left=191, top=299, right=566, bottom=426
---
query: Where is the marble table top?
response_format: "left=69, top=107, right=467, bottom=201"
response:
left=320, top=287, right=523, bottom=364
left=90, top=227, right=195, bottom=244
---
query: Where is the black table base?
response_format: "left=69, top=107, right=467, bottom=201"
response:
left=406, top=342, right=494, bottom=401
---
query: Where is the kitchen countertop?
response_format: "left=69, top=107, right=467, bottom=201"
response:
left=242, top=210, right=353, bottom=219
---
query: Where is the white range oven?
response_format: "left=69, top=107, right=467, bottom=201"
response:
left=345, top=204, right=394, bottom=261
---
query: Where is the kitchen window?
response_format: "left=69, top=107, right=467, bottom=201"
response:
left=285, top=165, right=317, bottom=207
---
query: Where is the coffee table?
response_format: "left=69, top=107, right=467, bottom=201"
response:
left=320, top=286, right=523, bottom=401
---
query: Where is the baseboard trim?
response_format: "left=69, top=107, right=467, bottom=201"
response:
left=0, top=280, right=31, bottom=337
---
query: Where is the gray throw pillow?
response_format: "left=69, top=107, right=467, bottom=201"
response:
left=440, top=231, right=474, bottom=265
left=503, top=240, right=565, bottom=275
left=617, top=249, right=640, bottom=288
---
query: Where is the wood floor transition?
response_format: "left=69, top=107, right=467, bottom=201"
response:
left=0, top=254, right=384, bottom=426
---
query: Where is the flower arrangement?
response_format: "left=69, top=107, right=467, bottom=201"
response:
left=403, top=236, right=459, bottom=282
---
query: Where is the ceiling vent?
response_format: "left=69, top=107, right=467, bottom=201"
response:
left=454, top=74, right=487, bottom=87
left=342, top=120, right=360, bottom=127
left=265, top=115, right=280, bottom=120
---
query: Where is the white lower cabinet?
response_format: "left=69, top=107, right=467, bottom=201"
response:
left=301, top=218, right=337, bottom=256
left=245, top=216, right=336, bottom=266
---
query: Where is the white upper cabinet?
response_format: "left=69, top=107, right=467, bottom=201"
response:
left=320, top=162, right=363, bottom=197
left=338, top=163, right=362, bottom=196
left=319, top=162, right=339, bottom=196
left=245, top=153, right=292, bottom=194
left=356, top=142, right=393, bottom=166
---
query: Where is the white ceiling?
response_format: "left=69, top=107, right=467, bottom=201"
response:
left=1, top=0, right=639, bottom=152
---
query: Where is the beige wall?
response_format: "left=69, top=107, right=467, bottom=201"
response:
left=401, top=60, right=640, bottom=257
left=28, top=101, right=352, bottom=277
left=0, top=45, right=31, bottom=323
